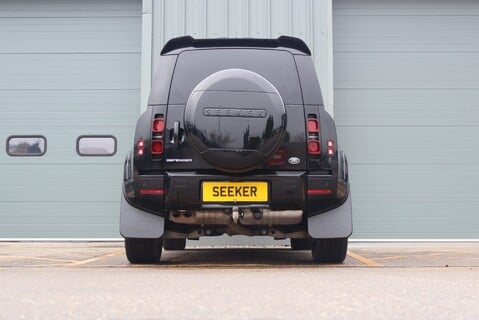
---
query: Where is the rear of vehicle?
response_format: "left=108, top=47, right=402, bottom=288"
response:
left=121, top=36, right=352, bottom=264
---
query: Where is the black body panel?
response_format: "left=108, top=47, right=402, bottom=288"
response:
left=124, top=170, right=347, bottom=218
left=165, top=171, right=305, bottom=211
left=144, top=104, right=307, bottom=172
left=124, top=35, right=349, bottom=221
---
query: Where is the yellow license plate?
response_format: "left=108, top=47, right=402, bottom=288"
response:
left=202, top=181, right=268, bottom=202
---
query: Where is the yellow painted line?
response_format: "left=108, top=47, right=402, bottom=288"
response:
left=374, top=255, right=405, bottom=261
left=348, top=251, right=384, bottom=267
left=0, top=254, right=75, bottom=263
left=65, top=250, right=124, bottom=267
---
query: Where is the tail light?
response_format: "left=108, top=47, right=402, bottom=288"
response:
left=152, top=118, right=165, bottom=133
left=151, top=140, right=164, bottom=154
left=151, top=114, right=165, bottom=156
left=307, top=114, right=321, bottom=155
left=308, top=140, right=321, bottom=155
left=307, top=118, right=319, bottom=133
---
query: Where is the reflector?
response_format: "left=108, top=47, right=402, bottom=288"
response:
left=307, top=189, right=332, bottom=195
left=267, top=147, right=286, bottom=166
left=140, top=189, right=164, bottom=195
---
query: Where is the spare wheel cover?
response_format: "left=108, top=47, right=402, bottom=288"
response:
left=184, top=68, right=286, bottom=172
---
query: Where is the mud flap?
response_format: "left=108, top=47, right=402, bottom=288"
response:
left=119, top=194, right=164, bottom=239
left=307, top=192, right=352, bottom=239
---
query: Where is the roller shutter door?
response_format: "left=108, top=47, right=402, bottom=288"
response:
left=334, top=0, right=479, bottom=238
left=0, top=0, right=141, bottom=238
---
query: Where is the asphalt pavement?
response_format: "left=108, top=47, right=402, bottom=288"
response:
left=0, top=242, right=478, bottom=320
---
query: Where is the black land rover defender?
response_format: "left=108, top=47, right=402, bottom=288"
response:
left=121, top=36, right=352, bottom=264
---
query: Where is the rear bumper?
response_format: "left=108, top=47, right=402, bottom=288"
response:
left=124, top=170, right=349, bottom=218
left=165, top=171, right=305, bottom=211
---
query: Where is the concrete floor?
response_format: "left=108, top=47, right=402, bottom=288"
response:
left=0, top=242, right=478, bottom=319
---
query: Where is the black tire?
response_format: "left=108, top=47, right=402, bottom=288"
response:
left=290, top=238, right=311, bottom=250
left=163, top=238, right=186, bottom=251
left=311, top=237, right=348, bottom=263
left=124, top=238, right=163, bottom=264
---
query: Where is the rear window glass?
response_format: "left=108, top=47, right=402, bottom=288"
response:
left=7, top=136, right=46, bottom=156
left=169, top=49, right=302, bottom=104
left=77, top=136, right=116, bottom=156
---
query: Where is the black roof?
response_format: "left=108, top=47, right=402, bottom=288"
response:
left=160, top=35, right=311, bottom=55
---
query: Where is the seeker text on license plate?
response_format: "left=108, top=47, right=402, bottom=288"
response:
left=202, top=181, right=268, bottom=202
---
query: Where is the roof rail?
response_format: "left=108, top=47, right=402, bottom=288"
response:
left=160, top=35, right=311, bottom=55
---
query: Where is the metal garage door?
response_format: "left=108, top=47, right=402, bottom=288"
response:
left=334, top=0, right=479, bottom=238
left=0, top=0, right=141, bottom=238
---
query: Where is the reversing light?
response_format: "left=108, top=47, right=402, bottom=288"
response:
left=308, top=140, right=321, bottom=155
left=137, top=140, right=144, bottom=156
left=151, top=140, right=164, bottom=154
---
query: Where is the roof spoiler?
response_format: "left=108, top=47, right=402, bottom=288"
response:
left=160, top=35, right=311, bottom=55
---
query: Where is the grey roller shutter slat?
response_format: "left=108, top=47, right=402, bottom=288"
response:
left=334, top=0, right=479, bottom=239
left=0, top=0, right=141, bottom=238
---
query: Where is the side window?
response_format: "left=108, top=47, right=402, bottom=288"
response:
left=77, top=135, right=117, bottom=156
left=7, top=136, right=47, bottom=156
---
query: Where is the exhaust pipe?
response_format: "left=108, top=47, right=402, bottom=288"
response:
left=169, top=209, right=303, bottom=226
left=169, top=210, right=232, bottom=225
left=240, top=209, right=302, bottom=225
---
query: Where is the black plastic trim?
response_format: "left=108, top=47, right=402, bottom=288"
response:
left=161, top=35, right=311, bottom=55
left=307, top=188, right=350, bottom=218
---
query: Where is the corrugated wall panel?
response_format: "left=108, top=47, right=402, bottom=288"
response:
left=0, top=0, right=141, bottom=238
left=185, top=1, right=206, bottom=37
left=228, top=1, right=247, bottom=36
left=152, top=0, right=333, bottom=111
left=334, top=0, right=479, bottom=238
left=207, top=0, right=228, bottom=37
left=248, top=0, right=269, bottom=37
